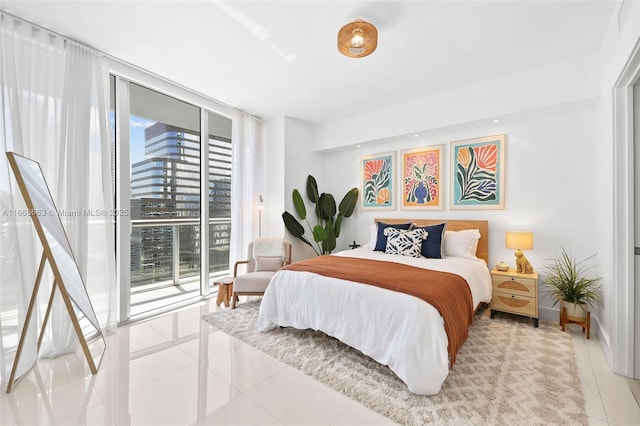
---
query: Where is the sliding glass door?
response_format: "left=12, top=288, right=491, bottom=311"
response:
left=111, top=75, right=232, bottom=321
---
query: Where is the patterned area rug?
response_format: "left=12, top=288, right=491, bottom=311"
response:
left=202, top=300, right=586, bottom=425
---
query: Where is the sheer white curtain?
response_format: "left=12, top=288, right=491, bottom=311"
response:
left=0, top=13, right=116, bottom=386
left=230, top=112, right=264, bottom=266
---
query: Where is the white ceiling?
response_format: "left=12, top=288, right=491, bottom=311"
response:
left=2, top=1, right=617, bottom=125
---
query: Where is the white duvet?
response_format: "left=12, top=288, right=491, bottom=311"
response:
left=257, top=247, right=492, bottom=395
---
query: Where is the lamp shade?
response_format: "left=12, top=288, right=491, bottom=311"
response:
left=337, top=19, right=378, bottom=58
left=505, top=231, right=533, bottom=250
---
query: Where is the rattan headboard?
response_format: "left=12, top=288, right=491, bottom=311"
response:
left=374, top=219, right=489, bottom=264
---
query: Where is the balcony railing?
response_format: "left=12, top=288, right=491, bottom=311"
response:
left=130, top=218, right=231, bottom=292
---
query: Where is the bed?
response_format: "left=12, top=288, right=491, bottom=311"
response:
left=257, top=219, right=492, bottom=395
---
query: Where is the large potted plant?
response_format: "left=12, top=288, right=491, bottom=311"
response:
left=542, top=247, right=602, bottom=321
left=282, top=175, right=358, bottom=255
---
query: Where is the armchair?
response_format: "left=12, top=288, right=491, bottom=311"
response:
left=232, top=238, right=292, bottom=308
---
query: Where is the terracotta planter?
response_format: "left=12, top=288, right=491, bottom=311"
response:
left=562, top=300, right=587, bottom=322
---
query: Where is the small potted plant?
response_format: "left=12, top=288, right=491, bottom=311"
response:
left=542, top=247, right=603, bottom=321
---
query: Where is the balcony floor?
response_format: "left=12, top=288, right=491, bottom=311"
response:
left=130, top=278, right=221, bottom=318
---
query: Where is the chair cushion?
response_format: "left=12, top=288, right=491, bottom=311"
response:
left=233, top=271, right=276, bottom=293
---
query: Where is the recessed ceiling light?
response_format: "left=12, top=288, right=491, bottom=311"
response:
left=414, top=134, right=420, bottom=137
left=493, top=119, right=501, bottom=123
left=357, top=144, right=362, bottom=148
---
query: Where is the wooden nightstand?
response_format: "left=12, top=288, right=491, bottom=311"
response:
left=490, top=269, right=539, bottom=327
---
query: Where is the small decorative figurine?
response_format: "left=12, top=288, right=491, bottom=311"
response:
left=349, top=240, right=361, bottom=249
left=515, top=249, right=534, bottom=274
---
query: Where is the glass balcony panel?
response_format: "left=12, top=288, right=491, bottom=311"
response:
left=209, top=220, right=231, bottom=276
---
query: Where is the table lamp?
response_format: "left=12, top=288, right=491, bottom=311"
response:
left=505, top=231, right=534, bottom=274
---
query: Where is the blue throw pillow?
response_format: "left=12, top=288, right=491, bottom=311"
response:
left=374, top=222, right=412, bottom=251
left=412, top=222, right=447, bottom=258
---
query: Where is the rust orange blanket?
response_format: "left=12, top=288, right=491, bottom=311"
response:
left=283, top=255, right=473, bottom=367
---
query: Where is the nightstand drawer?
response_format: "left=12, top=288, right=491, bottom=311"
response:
left=491, top=275, right=537, bottom=298
left=491, top=292, right=537, bottom=317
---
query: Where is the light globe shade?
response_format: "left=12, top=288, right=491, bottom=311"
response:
left=505, top=231, right=533, bottom=250
left=337, top=19, right=378, bottom=58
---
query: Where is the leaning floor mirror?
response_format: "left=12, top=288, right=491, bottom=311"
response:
left=5, top=152, right=105, bottom=392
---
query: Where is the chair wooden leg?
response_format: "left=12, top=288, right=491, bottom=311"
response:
left=231, top=293, right=237, bottom=309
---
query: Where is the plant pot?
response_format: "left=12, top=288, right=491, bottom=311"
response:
left=562, top=300, right=587, bottom=322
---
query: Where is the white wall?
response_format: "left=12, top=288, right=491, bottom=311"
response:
left=276, top=49, right=608, bottom=325
left=276, top=70, right=610, bottom=320
left=305, top=50, right=606, bottom=326
left=280, top=117, right=325, bottom=261
left=319, top=100, right=601, bottom=322
left=313, top=51, right=601, bottom=151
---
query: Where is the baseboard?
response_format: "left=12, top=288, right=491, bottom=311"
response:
left=538, top=306, right=559, bottom=323
left=539, top=306, right=602, bottom=337
left=628, top=378, right=640, bottom=407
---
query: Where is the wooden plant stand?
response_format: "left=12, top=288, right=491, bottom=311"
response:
left=560, top=307, right=591, bottom=339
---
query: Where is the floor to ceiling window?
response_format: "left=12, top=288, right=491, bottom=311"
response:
left=110, top=75, right=232, bottom=321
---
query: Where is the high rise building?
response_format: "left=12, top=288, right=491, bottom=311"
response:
left=130, top=122, right=232, bottom=288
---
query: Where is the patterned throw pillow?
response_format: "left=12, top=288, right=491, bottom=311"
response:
left=383, top=227, right=428, bottom=258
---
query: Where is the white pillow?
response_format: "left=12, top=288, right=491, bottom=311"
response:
left=443, top=229, right=481, bottom=260
left=366, top=224, right=377, bottom=250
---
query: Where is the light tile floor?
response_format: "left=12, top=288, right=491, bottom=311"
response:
left=1, top=298, right=639, bottom=425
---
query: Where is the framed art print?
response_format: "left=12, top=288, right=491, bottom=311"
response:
left=451, top=134, right=506, bottom=210
left=401, top=145, right=443, bottom=210
left=361, top=151, right=395, bottom=210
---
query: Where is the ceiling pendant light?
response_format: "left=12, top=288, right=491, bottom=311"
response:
left=337, top=19, right=378, bottom=58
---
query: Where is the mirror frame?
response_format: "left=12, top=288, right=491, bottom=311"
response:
left=5, top=152, right=105, bottom=392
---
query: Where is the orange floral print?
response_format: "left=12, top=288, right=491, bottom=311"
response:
left=474, top=145, right=497, bottom=171
left=376, top=188, right=390, bottom=204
